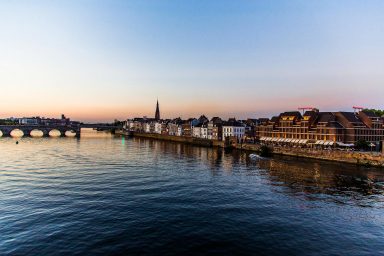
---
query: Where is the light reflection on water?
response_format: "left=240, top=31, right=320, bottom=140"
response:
left=30, top=129, right=43, bottom=137
left=1, top=131, right=384, bottom=255
left=9, top=129, right=24, bottom=137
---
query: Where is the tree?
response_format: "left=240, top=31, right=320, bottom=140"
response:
left=355, top=139, right=369, bottom=150
left=260, top=145, right=273, bottom=157
left=363, top=109, right=384, bottom=117
left=113, top=119, right=124, bottom=127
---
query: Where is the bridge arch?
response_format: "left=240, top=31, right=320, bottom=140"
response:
left=49, top=129, right=61, bottom=137
left=30, top=129, right=44, bottom=137
left=65, top=130, right=77, bottom=137
left=10, top=129, right=24, bottom=137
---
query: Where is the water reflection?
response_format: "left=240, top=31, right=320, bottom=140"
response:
left=133, top=137, right=384, bottom=207
left=65, top=130, right=76, bottom=137
left=80, top=128, right=113, bottom=138
left=1, top=134, right=384, bottom=255
left=30, top=129, right=44, bottom=137
left=257, top=157, right=384, bottom=207
left=48, top=129, right=61, bottom=137
left=10, top=129, right=24, bottom=137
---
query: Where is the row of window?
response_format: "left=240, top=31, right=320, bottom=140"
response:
left=223, top=127, right=244, bottom=133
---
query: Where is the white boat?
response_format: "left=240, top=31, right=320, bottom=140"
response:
left=249, top=153, right=262, bottom=160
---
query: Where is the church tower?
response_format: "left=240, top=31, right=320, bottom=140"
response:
left=155, top=99, right=160, bottom=120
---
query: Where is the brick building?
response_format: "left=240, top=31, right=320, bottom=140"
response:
left=257, top=109, right=384, bottom=146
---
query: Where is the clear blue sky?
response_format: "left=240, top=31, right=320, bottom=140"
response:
left=1, top=0, right=383, bottom=121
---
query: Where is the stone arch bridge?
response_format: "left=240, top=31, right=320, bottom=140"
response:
left=0, top=124, right=121, bottom=138
left=0, top=125, right=81, bottom=137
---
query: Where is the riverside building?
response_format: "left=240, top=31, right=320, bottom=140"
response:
left=123, top=101, right=384, bottom=148
left=257, top=109, right=384, bottom=147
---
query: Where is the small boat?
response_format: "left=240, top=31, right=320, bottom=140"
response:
left=249, top=153, right=262, bottom=160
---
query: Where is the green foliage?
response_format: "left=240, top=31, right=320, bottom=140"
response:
left=260, top=145, right=273, bottom=157
left=363, top=109, right=384, bottom=117
left=113, top=119, right=124, bottom=126
left=355, top=139, right=369, bottom=150
left=0, top=119, right=18, bottom=125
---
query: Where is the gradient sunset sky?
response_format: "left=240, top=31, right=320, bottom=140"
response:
left=1, top=0, right=383, bottom=122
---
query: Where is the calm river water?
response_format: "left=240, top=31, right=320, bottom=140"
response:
left=1, top=130, right=384, bottom=255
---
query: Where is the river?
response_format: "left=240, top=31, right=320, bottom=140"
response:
left=1, top=129, right=384, bottom=255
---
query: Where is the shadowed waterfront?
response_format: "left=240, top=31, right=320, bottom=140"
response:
left=1, top=132, right=384, bottom=255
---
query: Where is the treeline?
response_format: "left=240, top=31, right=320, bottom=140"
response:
left=364, top=109, right=384, bottom=117
left=0, top=119, right=18, bottom=125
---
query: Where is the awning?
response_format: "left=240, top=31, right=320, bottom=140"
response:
left=318, top=141, right=324, bottom=145
left=260, top=137, right=266, bottom=141
left=328, top=141, right=334, bottom=146
left=301, top=139, right=308, bottom=144
left=369, top=143, right=376, bottom=147
left=336, top=142, right=354, bottom=147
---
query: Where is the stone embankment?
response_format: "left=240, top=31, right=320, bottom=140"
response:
left=236, top=143, right=384, bottom=167
left=132, top=132, right=222, bottom=147
left=126, top=132, right=384, bottom=167
left=272, top=147, right=384, bottom=167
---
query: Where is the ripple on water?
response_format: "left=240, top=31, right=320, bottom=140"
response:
left=1, top=136, right=384, bottom=255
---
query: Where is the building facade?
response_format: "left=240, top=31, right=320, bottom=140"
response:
left=256, top=109, right=384, bottom=146
left=222, top=118, right=245, bottom=141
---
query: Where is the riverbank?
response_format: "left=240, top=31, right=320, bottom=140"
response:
left=126, top=132, right=384, bottom=167
left=240, top=143, right=384, bottom=167
left=130, top=132, right=221, bottom=147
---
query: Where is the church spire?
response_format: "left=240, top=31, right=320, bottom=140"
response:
left=155, top=99, right=160, bottom=120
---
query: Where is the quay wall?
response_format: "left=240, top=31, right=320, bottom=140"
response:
left=236, top=143, right=384, bottom=167
left=270, top=147, right=384, bottom=167
left=128, top=132, right=384, bottom=167
left=132, top=132, right=220, bottom=147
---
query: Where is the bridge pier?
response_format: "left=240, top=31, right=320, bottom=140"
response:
left=76, top=129, right=81, bottom=138
left=22, top=129, right=30, bottom=137
left=0, top=129, right=11, bottom=137
left=42, top=129, right=50, bottom=137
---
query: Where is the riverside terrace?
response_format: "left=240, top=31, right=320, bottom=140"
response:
left=124, top=109, right=384, bottom=151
